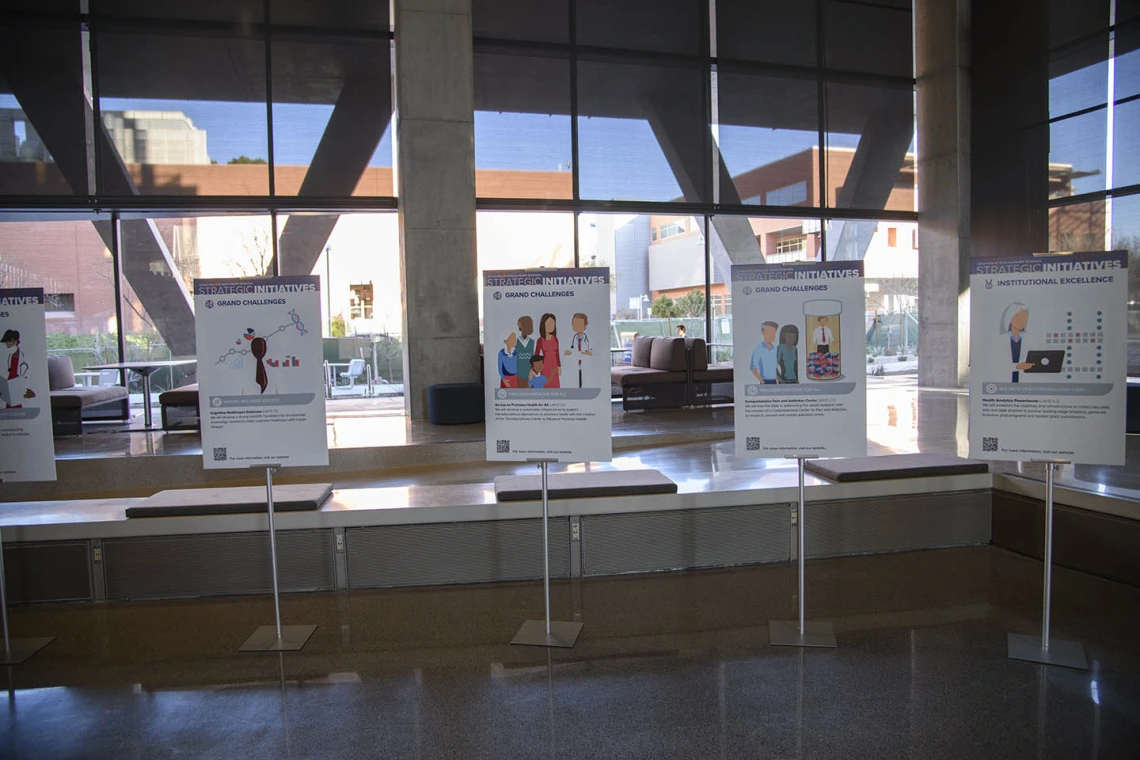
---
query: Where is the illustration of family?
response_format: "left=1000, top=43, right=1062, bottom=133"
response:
left=1, top=329, right=36, bottom=408
left=497, top=312, right=593, bottom=389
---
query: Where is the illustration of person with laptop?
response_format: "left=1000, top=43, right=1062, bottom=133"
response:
left=1000, top=302, right=1064, bottom=383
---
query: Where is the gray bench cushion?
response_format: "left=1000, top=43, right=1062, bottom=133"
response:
left=159, top=383, right=199, bottom=405
left=805, top=454, right=989, bottom=482
left=49, top=385, right=129, bottom=409
left=611, top=365, right=687, bottom=386
left=694, top=364, right=733, bottom=382
left=494, top=469, right=677, bottom=501
left=125, top=483, right=333, bottom=518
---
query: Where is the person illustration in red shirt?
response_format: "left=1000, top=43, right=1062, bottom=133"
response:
left=1, top=329, right=34, bottom=408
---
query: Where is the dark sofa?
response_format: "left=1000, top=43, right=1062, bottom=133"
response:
left=48, top=356, right=129, bottom=435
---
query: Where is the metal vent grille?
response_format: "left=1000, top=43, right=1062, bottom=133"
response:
left=346, top=519, right=570, bottom=588
left=3, top=541, right=91, bottom=604
left=103, top=530, right=335, bottom=601
left=806, top=490, right=991, bottom=558
left=582, top=504, right=790, bottom=577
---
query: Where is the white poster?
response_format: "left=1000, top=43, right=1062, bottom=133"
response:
left=732, top=261, right=867, bottom=458
left=0, top=289, right=56, bottom=482
left=483, top=267, right=612, bottom=462
left=194, top=276, right=328, bottom=469
left=968, top=251, right=1126, bottom=465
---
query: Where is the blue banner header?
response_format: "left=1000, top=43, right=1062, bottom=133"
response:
left=731, top=261, right=863, bottom=282
left=0, top=288, right=45, bottom=305
left=193, top=275, right=319, bottom=296
left=484, top=267, right=610, bottom=287
left=970, top=250, right=1127, bottom=276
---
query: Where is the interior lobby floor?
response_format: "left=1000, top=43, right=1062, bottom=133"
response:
left=2, top=546, right=1138, bottom=759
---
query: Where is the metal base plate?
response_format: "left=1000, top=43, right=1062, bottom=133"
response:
left=511, top=619, right=583, bottom=648
left=239, top=625, right=317, bottom=652
left=1008, top=633, right=1088, bottom=670
left=769, top=620, right=837, bottom=648
left=0, top=637, right=54, bottom=665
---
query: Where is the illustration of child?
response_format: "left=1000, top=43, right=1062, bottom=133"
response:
left=527, top=355, right=547, bottom=388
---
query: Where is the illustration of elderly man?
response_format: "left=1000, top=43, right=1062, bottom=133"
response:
left=750, top=321, right=780, bottom=384
left=498, top=331, right=518, bottom=388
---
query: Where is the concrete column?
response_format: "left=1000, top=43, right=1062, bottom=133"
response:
left=916, top=0, right=971, bottom=388
left=394, top=0, right=479, bottom=418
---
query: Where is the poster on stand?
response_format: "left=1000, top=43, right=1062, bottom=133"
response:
left=483, top=267, right=612, bottom=462
left=732, top=261, right=867, bottom=458
left=194, top=276, right=328, bottom=469
left=968, top=251, right=1126, bottom=465
left=0, top=289, right=56, bottom=482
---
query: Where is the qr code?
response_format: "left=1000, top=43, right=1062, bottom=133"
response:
left=213, top=447, right=228, bottom=461
left=496, top=439, right=510, bottom=454
left=982, top=437, right=998, bottom=452
left=746, top=437, right=761, bottom=451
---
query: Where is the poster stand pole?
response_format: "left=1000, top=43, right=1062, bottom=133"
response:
left=1008, top=460, right=1087, bottom=669
left=769, top=456, right=836, bottom=648
left=240, top=465, right=317, bottom=652
left=0, top=514, right=54, bottom=665
left=512, top=460, right=583, bottom=648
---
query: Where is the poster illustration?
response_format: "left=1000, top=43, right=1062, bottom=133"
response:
left=194, top=276, right=328, bottom=469
left=0, top=289, right=56, bottom=482
left=968, top=251, right=1126, bottom=465
left=483, top=267, right=611, bottom=462
left=732, top=261, right=867, bottom=458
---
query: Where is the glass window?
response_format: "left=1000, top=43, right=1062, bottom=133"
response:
left=1113, top=98, right=1140, bottom=189
left=92, top=0, right=264, bottom=24
left=0, top=12, right=88, bottom=195
left=1049, top=43, right=1109, bottom=118
left=825, top=81, right=915, bottom=211
left=271, top=0, right=390, bottom=32
left=717, top=72, right=820, bottom=208
left=1048, top=199, right=1105, bottom=251
left=94, top=22, right=270, bottom=196
left=825, top=216, right=919, bottom=364
left=717, top=0, right=816, bottom=67
left=577, top=59, right=707, bottom=203
left=824, top=0, right=912, bottom=79
left=472, top=0, right=568, bottom=43
left=474, top=51, right=572, bottom=199
left=1111, top=194, right=1140, bottom=345
left=1048, top=0, right=1110, bottom=51
left=277, top=212, right=401, bottom=343
left=580, top=212, right=705, bottom=370
left=477, top=212, right=575, bottom=343
left=576, top=0, right=703, bottom=56
left=1049, top=109, right=1107, bottom=197
left=0, top=218, right=119, bottom=368
left=1117, top=25, right=1140, bottom=101
left=271, top=36, right=394, bottom=197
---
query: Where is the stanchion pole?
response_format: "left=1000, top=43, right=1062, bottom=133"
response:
left=239, top=465, right=317, bottom=652
left=1008, top=460, right=1087, bottom=668
left=541, top=461, right=551, bottom=635
left=512, top=460, right=583, bottom=648
left=0, top=520, right=54, bottom=666
left=769, top=456, right=836, bottom=648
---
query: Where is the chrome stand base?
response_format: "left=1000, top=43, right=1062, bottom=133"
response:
left=1007, top=633, right=1088, bottom=670
left=769, top=620, right=837, bottom=649
left=0, top=637, right=54, bottom=665
left=239, top=625, right=316, bottom=652
left=511, top=620, right=583, bottom=648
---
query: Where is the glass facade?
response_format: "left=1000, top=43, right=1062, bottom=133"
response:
left=0, top=0, right=922, bottom=398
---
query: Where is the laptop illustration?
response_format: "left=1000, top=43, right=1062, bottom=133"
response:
left=1024, top=349, right=1066, bottom=373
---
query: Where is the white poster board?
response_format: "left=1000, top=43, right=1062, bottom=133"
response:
left=0, top=289, right=56, bottom=482
left=194, top=276, right=328, bottom=469
left=484, top=267, right=612, bottom=462
left=968, top=251, right=1127, bottom=465
left=732, top=261, right=867, bottom=458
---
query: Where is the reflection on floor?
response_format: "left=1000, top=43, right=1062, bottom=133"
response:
left=2, top=546, right=1138, bottom=758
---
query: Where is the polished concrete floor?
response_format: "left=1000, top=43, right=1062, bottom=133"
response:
left=2, top=546, right=1139, bottom=759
